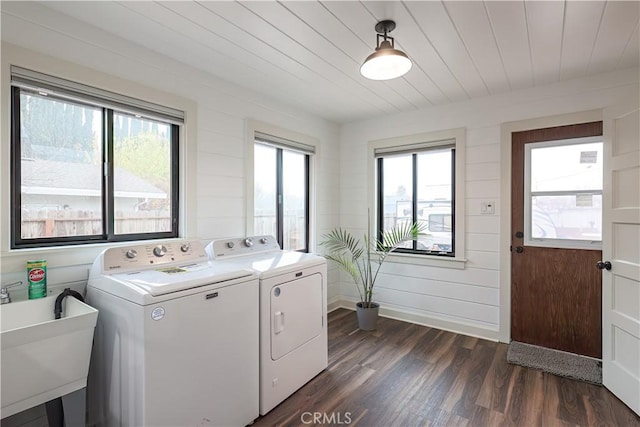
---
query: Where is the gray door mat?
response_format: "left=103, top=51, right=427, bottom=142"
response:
left=507, top=341, right=602, bottom=385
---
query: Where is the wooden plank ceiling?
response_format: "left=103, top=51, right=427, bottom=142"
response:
left=2, top=1, right=638, bottom=124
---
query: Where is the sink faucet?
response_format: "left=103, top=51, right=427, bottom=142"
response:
left=0, top=281, right=23, bottom=304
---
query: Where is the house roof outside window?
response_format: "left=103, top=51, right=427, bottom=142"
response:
left=21, top=159, right=166, bottom=199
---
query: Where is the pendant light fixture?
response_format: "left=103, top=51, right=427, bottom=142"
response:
left=360, top=20, right=412, bottom=81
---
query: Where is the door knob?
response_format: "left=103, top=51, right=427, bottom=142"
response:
left=596, top=261, right=612, bottom=271
left=515, top=246, right=524, bottom=253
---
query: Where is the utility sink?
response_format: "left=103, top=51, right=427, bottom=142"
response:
left=1, top=294, right=98, bottom=418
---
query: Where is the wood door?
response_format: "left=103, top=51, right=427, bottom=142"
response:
left=602, top=102, right=640, bottom=415
left=511, top=122, right=603, bottom=358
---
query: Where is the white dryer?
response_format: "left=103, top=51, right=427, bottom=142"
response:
left=86, top=240, right=259, bottom=427
left=207, top=235, right=328, bottom=415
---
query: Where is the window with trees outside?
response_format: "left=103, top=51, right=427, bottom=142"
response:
left=376, top=143, right=455, bottom=256
left=11, top=67, right=181, bottom=248
left=253, top=133, right=311, bottom=252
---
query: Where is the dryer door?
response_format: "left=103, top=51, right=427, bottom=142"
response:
left=271, top=273, right=323, bottom=360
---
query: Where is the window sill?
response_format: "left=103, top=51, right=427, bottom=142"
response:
left=1, top=238, right=187, bottom=272
left=386, top=252, right=467, bottom=270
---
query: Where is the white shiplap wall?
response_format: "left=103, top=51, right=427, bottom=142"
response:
left=0, top=0, right=637, bottom=344
left=337, top=67, right=639, bottom=341
left=0, top=7, right=341, bottom=304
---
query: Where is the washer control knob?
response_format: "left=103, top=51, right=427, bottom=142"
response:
left=260, top=237, right=268, bottom=244
left=180, top=243, right=190, bottom=253
left=227, top=242, right=235, bottom=249
left=153, top=245, right=167, bottom=257
left=125, top=249, right=137, bottom=259
left=244, top=238, right=253, bottom=247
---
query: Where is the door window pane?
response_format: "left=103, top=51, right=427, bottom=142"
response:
left=19, top=92, right=103, bottom=239
left=113, top=113, right=172, bottom=234
left=532, top=194, right=602, bottom=240
left=282, top=151, right=306, bottom=251
left=526, top=139, right=603, bottom=248
left=254, top=144, right=277, bottom=237
left=531, top=142, right=603, bottom=192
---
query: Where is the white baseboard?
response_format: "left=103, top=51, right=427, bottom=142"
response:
left=327, top=297, right=342, bottom=313
left=331, top=298, right=500, bottom=342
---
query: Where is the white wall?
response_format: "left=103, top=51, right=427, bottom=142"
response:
left=338, top=67, right=639, bottom=341
left=0, top=6, right=341, bottom=304
left=1, top=1, right=637, bottom=342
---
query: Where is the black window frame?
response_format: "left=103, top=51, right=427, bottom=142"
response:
left=376, top=147, right=456, bottom=257
left=11, top=85, right=180, bottom=249
left=254, top=140, right=310, bottom=253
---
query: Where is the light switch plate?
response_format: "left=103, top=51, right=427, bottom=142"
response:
left=481, top=201, right=495, bottom=215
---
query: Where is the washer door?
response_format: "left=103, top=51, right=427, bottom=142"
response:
left=271, top=273, right=323, bottom=360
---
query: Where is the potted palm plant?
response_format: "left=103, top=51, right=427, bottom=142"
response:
left=320, top=216, right=425, bottom=331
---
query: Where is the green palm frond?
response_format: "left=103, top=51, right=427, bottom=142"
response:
left=324, top=254, right=359, bottom=283
left=378, top=221, right=427, bottom=255
left=320, top=215, right=427, bottom=306
left=320, top=228, right=363, bottom=259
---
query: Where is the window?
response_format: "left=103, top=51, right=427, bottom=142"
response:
left=11, top=67, right=181, bottom=248
left=376, top=144, right=455, bottom=256
left=524, top=136, right=603, bottom=249
left=253, top=133, right=311, bottom=252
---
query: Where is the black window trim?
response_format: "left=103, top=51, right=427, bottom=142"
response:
left=376, top=146, right=456, bottom=257
left=10, top=84, right=180, bottom=249
left=254, top=139, right=311, bottom=253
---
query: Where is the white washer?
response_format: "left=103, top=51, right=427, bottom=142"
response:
left=207, top=235, right=328, bottom=415
left=86, top=240, right=259, bottom=427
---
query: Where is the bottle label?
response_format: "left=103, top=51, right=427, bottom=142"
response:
left=27, top=260, right=47, bottom=299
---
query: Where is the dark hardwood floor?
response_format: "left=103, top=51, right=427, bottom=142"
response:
left=254, top=309, right=640, bottom=427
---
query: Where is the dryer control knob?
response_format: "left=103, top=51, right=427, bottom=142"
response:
left=153, top=245, right=167, bottom=257
left=125, top=249, right=137, bottom=259
left=244, top=238, right=253, bottom=247
left=227, top=242, right=235, bottom=249
left=180, top=244, right=190, bottom=253
left=260, top=237, right=268, bottom=244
